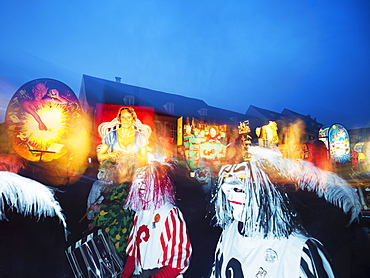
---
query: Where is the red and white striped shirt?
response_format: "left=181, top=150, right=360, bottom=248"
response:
left=126, top=203, right=192, bottom=276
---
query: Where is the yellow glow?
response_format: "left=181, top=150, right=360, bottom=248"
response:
left=281, top=119, right=305, bottom=159
left=43, top=113, right=92, bottom=185
left=23, top=104, right=68, bottom=150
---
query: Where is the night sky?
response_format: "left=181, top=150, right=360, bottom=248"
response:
left=1, top=0, right=369, bottom=129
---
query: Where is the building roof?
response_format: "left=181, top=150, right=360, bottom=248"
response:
left=79, top=74, right=252, bottom=124
left=79, top=75, right=322, bottom=135
left=246, top=105, right=290, bottom=123
left=281, top=108, right=322, bottom=130
left=245, top=105, right=323, bottom=139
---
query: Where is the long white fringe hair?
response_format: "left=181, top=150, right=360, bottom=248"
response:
left=213, top=146, right=361, bottom=239
left=124, top=161, right=175, bottom=212
left=214, top=161, right=302, bottom=239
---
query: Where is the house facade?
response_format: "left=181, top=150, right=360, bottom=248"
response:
left=79, top=75, right=323, bottom=160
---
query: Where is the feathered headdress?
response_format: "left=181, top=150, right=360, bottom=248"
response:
left=248, top=146, right=361, bottom=224
left=124, top=161, right=175, bottom=211
left=0, top=171, right=68, bottom=238
left=213, top=147, right=361, bottom=239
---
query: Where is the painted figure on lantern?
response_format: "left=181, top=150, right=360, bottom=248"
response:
left=207, top=126, right=221, bottom=143
left=319, top=124, right=351, bottom=164
left=5, top=79, right=81, bottom=163
left=97, top=106, right=150, bottom=169
left=21, top=82, right=68, bottom=131
left=193, top=127, right=200, bottom=138
left=179, top=119, right=228, bottom=173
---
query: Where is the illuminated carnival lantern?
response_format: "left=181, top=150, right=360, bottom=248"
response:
left=353, top=142, right=370, bottom=175
left=177, top=117, right=229, bottom=184
left=5, top=79, right=90, bottom=185
left=238, top=120, right=252, bottom=161
left=256, top=121, right=279, bottom=148
left=319, top=123, right=351, bottom=164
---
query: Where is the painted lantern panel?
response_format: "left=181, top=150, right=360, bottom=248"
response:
left=328, top=124, right=351, bottom=163
left=5, top=79, right=81, bottom=162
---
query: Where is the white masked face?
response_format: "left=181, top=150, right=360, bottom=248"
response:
left=138, top=178, right=146, bottom=199
left=130, top=166, right=150, bottom=210
left=221, top=176, right=246, bottom=222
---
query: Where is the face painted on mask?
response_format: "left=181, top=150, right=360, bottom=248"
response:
left=134, top=167, right=148, bottom=202
left=221, top=174, right=247, bottom=222
left=138, top=180, right=146, bottom=197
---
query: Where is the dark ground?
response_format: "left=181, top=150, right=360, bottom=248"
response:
left=1, top=165, right=370, bottom=278
left=0, top=163, right=222, bottom=278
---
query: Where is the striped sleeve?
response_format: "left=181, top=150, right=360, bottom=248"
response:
left=300, top=239, right=335, bottom=278
left=159, top=207, right=192, bottom=273
left=126, top=214, right=139, bottom=256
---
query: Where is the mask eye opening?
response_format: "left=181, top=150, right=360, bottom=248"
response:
left=233, top=187, right=244, bottom=193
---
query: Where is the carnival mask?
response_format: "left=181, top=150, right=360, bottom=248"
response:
left=221, top=179, right=246, bottom=222
left=133, top=166, right=149, bottom=205
left=220, top=163, right=250, bottom=223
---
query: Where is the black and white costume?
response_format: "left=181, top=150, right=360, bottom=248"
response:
left=209, top=147, right=360, bottom=278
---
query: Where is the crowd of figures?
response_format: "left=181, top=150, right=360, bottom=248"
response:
left=1, top=106, right=370, bottom=278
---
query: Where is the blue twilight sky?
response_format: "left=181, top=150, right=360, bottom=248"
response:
left=0, top=0, right=369, bottom=130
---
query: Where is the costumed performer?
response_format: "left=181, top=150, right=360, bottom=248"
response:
left=88, top=107, right=151, bottom=260
left=209, top=146, right=361, bottom=278
left=121, top=161, right=192, bottom=278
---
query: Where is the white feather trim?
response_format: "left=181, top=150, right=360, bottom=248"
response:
left=248, top=146, right=361, bottom=223
left=0, top=171, right=67, bottom=236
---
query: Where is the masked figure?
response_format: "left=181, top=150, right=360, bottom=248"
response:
left=121, top=161, right=192, bottom=278
left=209, top=146, right=360, bottom=278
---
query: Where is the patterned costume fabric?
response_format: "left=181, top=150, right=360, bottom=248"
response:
left=125, top=203, right=192, bottom=277
left=92, top=182, right=134, bottom=259
left=209, top=221, right=335, bottom=278
left=103, top=130, right=149, bottom=154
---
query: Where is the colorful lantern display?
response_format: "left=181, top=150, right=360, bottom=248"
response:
left=5, top=79, right=89, bottom=186
left=319, top=123, right=351, bottom=163
left=177, top=117, right=228, bottom=176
